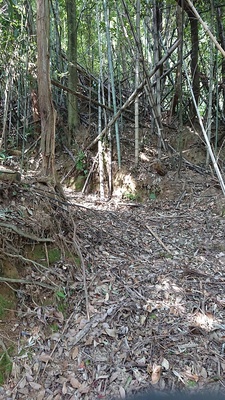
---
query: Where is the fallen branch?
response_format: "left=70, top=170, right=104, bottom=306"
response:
left=2, top=252, right=65, bottom=282
left=146, top=225, right=172, bottom=255
left=71, top=217, right=90, bottom=320
left=0, top=276, right=57, bottom=290
left=82, top=153, right=99, bottom=194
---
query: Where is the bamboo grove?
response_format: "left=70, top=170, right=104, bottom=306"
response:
left=0, top=0, right=225, bottom=190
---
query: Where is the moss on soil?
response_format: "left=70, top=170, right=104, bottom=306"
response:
left=0, top=350, right=13, bottom=385
left=25, top=244, right=62, bottom=266
left=0, top=293, right=16, bottom=319
left=69, top=174, right=86, bottom=191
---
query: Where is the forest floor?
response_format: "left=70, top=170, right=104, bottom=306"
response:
left=0, top=124, right=225, bottom=399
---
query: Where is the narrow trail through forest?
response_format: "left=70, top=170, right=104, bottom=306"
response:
left=1, top=168, right=225, bottom=399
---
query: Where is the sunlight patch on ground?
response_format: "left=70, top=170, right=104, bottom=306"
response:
left=139, top=152, right=150, bottom=162
left=192, top=311, right=218, bottom=331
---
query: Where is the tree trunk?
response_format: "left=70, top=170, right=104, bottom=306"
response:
left=65, top=0, right=78, bottom=146
left=37, top=0, right=56, bottom=177
left=216, top=6, right=225, bottom=118
left=177, top=0, right=200, bottom=120
left=135, top=0, right=140, bottom=166
left=188, top=12, right=199, bottom=119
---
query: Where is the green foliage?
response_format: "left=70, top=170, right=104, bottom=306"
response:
left=25, top=245, right=62, bottom=267
left=50, top=323, right=59, bottom=333
left=0, top=151, right=7, bottom=162
left=56, top=290, right=66, bottom=300
left=186, top=380, right=197, bottom=388
left=75, top=151, right=88, bottom=175
left=0, top=350, right=13, bottom=385
left=0, top=295, right=13, bottom=319
left=123, top=192, right=138, bottom=201
left=221, top=208, right=225, bottom=217
left=84, top=358, right=91, bottom=366
left=55, top=289, right=68, bottom=315
left=149, top=192, right=156, bottom=200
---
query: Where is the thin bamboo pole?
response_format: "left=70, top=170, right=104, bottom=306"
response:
left=87, top=39, right=180, bottom=150
left=184, top=60, right=225, bottom=195
left=186, top=0, right=225, bottom=58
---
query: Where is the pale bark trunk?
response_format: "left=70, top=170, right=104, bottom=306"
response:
left=135, top=0, right=140, bottom=166
left=66, top=0, right=78, bottom=146
left=37, top=0, right=56, bottom=177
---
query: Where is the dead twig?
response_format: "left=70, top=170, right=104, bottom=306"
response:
left=82, top=153, right=98, bottom=194
left=2, top=251, right=65, bottom=283
left=71, top=216, right=90, bottom=320
left=146, top=224, right=172, bottom=255
left=0, top=276, right=57, bottom=290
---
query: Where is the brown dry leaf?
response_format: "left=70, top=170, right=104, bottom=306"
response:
left=18, top=377, right=26, bottom=389
left=70, top=377, right=81, bottom=389
left=37, top=389, right=46, bottom=400
left=119, top=386, right=126, bottom=399
left=18, top=388, right=29, bottom=396
left=89, top=304, right=98, bottom=314
left=54, top=310, right=64, bottom=323
left=200, top=367, right=207, bottom=378
left=133, top=368, right=144, bottom=382
left=151, top=364, right=162, bottom=384
left=11, top=361, right=21, bottom=379
left=161, top=358, right=169, bottom=370
left=110, top=371, right=119, bottom=383
left=29, top=381, right=43, bottom=390
left=140, top=315, right=147, bottom=325
left=38, top=353, right=52, bottom=362
left=62, top=381, right=67, bottom=395
left=183, top=370, right=199, bottom=382
left=26, top=373, right=33, bottom=382
left=146, top=364, right=152, bottom=375
left=78, top=382, right=90, bottom=394
left=53, top=395, right=61, bottom=400
left=78, top=318, right=89, bottom=329
left=105, top=327, right=117, bottom=338
left=71, top=346, right=79, bottom=359
left=85, top=335, right=94, bottom=345
left=98, top=375, right=110, bottom=381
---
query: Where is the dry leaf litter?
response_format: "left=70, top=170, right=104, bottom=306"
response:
left=0, top=167, right=225, bottom=400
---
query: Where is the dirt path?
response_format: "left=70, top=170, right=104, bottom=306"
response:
left=1, top=169, right=225, bottom=400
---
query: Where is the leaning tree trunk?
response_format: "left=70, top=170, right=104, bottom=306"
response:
left=36, top=0, right=56, bottom=177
